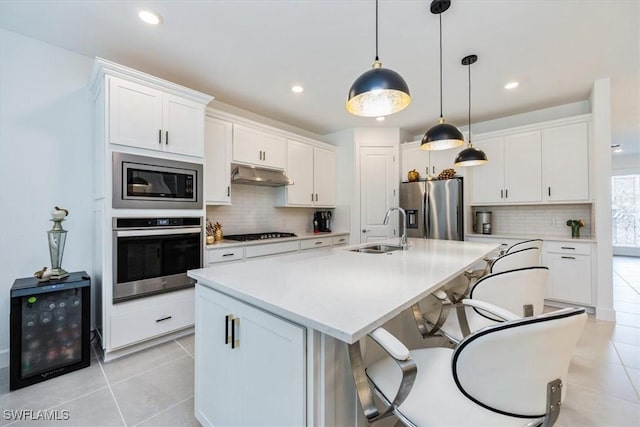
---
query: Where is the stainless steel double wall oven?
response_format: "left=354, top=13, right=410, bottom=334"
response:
left=112, top=153, right=204, bottom=303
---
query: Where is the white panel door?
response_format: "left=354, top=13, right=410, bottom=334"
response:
left=239, top=300, right=305, bottom=427
left=470, top=136, right=504, bottom=203
left=542, top=122, right=589, bottom=201
left=204, top=117, right=232, bottom=204
left=163, top=94, right=204, bottom=156
left=195, top=286, right=240, bottom=427
left=360, top=146, right=397, bottom=242
left=546, top=253, right=592, bottom=304
left=313, top=146, right=336, bottom=207
left=233, top=124, right=263, bottom=165
left=261, top=132, right=287, bottom=169
left=108, top=76, right=163, bottom=150
left=285, top=139, right=314, bottom=205
left=504, top=131, right=542, bottom=202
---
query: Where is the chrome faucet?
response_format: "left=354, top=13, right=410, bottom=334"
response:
left=383, top=207, right=408, bottom=250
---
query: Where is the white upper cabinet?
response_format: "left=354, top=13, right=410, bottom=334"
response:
left=542, top=122, right=590, bottom=202
left=204, top=117, right=232, bottom=205
left=279, top=139, right=336, bottom=207
left=107, top=76, right=206, bottom=157
left=400, top=140, right=458, bottom=181
left=232, top=124, right=286, bottom=169
left=503, top=131, right=542, bottom=203
left=470, top=136, right=506, bottom=203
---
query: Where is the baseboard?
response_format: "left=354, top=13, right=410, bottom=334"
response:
left=0, top=348, right=8, bottom=369
left=596, top=307, right=616, bottom=322
left=544, top=299, right=595, bottom=314
left=102, top=326, right=194, bottom=362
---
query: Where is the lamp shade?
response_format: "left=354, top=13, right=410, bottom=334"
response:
left=347, top=65, right=411, bottom=117
left=454, top=145, right=488, bottom=166
left=421, top=122, right=465, bottom=150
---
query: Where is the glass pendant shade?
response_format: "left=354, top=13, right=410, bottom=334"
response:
left=455, top=145, right=488, bottom=166
left=347, top=62, right=411, bottom=117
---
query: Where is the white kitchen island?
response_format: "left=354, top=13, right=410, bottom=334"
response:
left=188, top=238, right=498, bottom=427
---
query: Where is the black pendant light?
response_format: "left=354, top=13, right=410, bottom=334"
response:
left=346, top=0, right=411, bottom=117
left=455, top=54, right=488, bottom=167
left=421, top=0, right=464, bottom=151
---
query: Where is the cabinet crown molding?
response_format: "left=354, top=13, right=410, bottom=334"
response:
left=89, top=57, right=214, bottom=105
left=472, top=114, right=592, bottom=141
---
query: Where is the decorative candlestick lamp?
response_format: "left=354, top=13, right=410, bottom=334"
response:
left=48, top=207, right=70, bottom=279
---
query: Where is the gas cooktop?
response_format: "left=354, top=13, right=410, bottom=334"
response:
left=224, top=232, right=297, bottom=242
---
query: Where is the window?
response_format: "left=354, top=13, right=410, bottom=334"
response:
left=612, top=174, right=640, bottom=248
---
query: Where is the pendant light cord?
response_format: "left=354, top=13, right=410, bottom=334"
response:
left=468, top=60, right=471, bottom=145
left=439, top=13, right=443, bottom=119
left=375, top=0, right=379, bottom=61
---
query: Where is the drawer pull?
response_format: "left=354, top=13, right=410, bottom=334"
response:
left=500, top=243, right=509, bottom=246
left=222, top=253, right=235, bottom=257
left=315, top=241, right=323, bottom=245
left=225, top=314, right=231, bottom=345
left=156, top=316, right=172, bottom=323
left=561, top=256, right=576, bottom=260
left=561, top=247, right=576, bottom=250
left=338, top=238, right=346, bottom=242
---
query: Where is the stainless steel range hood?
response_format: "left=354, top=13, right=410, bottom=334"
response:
left=231, top=165, right=293, bottom=187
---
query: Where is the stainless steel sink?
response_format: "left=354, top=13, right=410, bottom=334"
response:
left=350, top=244, right=403, bottom=254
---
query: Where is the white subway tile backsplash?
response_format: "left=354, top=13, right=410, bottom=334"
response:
left=473, top=204, right=592, bottom=238
left=206, top=184, right=321, bottom=235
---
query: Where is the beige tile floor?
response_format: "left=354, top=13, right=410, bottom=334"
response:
left=1, top=256, right=639, bottom=426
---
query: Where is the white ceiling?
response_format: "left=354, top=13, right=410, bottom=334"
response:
left=1, top=0, right=639, bottom=154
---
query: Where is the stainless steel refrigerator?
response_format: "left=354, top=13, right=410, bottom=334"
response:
left=400, top=178, right=463, bottom=241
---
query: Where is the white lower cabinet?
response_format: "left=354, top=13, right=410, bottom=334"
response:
left=544, top=242, right=593, bottom=305
left=195, top=285, right=305, bottom=427
left=110, top=289, right=195, bottom=349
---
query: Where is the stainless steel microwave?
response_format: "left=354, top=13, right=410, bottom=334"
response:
left=113, top=152, right=203, bottom=209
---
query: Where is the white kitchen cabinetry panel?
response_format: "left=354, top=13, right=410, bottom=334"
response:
left=470, top=137, right=505, bottom=203
left=544, top=242, right=593, bottom=305
left=313, top=145, right=337, bottom=207
left=542, top=122, right=590, bottom=202
left=399, top=141, right=456, bottom=180
left=207, top=246, right=244, bottom=264
left=244, top=241, right=300, bottom=258
left=195, top=286, right=305, bottom=427
left=279, top=139, right=336, bottom=207
left=110, top=289, right=195, bottom=349
left=503, top=131, right=542, bottom=202
left=300, top=236, right=332, bottom=250
left=332, top=235, right=349, bottom=246
left=428, top=149, right=457, bottom=177
left=108, top=76, right=206, bottom=157
left=471, top=132, right=541, bottom=203
left=108, top=77, right=163, bottom=150
left=204, top=117, right=232, bottom=204
left=233, top=124, right=286, bottom=169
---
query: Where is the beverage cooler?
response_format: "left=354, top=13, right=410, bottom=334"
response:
left=10, top=271, right=91, bottom=390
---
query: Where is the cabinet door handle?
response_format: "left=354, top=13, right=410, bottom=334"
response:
left=225, top=314, right=231, bottom=344
left=548, top=186, right=551, bottom=197
left=222, top=253, right=235, bottom=257
left=259, top=150, right=262, bottom=161
left=156, top=316, right=172, bottom=323
left=338, top=238, right=346, bottom=243
left=263, top=151, right=266, bottom=161
left=231, top=317, right=240, bottom=349
left=158, top=129, right=162, bottom=144
left=561, top=246, right=575, bottom=250
left=315, top=193, right=318, bottom=202
left=311, top=193, right=314, bottom=202
left=315, top=241, right=323, bottom=245
left=165, top=131, right=169, bottom=145
left=500, top=189, right=503, bottom=199
left=505, top=189, right=508, bottom=198
left=561, top=256, right=576, bottom=260
left=432, top=166, right=435, bottom=174
left=227, top=186, right=230, bottom=197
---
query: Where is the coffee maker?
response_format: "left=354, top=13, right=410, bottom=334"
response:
left=473, top=211, right=492, bottom=235
left=313, top=211, right=332, bottom=233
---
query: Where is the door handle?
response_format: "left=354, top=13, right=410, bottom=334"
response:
left=165, top=131, right=168, bottom=145
left=505, top=189, right=508, bottom=198
left=500, top=189, right=503, bottom=199
left=548, top=186, right=551, bottom=197
left=158, top=129, right=162, bottom=144
left=362, top=229, right=370, bottom=233
left=225, top=314, right=232, bottom=345
left=227, top=186, right=230, bottom=197
left=155, top=316, right=172, bottom=323
left=231, top=316, right=240, bottom=349
left=315, top=193, right=318, bottom=202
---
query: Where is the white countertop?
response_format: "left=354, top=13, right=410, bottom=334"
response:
left=206, top=231, right=350, bottom=249
left=189, top=238, right=498, bottom=344
left=465, top=233, right=597, bottom=243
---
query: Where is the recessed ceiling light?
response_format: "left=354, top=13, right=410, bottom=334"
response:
left=376, top=116, right=385, bottom=122
left=139, top=10, right=161, bottom=25
left=291, top=85, right=304, bottom=93
left=614, top=148, right=623, bottom=153
left=504, top=81, right=519, bottom=90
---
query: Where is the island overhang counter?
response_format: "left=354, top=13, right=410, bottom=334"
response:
left=188, top=238, right=498, bottom=427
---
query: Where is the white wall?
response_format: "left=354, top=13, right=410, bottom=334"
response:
left=0, top=29, right=94, bottom=367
